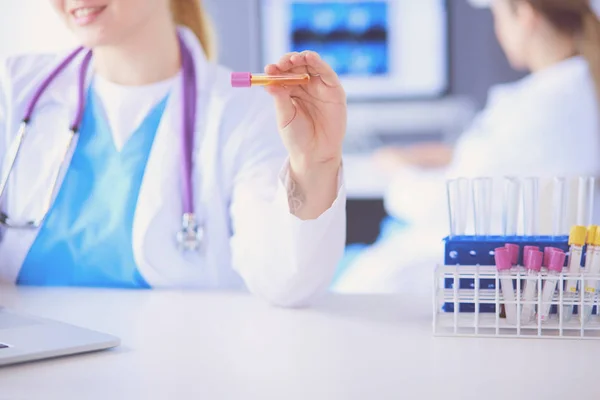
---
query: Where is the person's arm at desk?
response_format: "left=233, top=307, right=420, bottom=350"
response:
left=230, top=51, right=347, bottom=308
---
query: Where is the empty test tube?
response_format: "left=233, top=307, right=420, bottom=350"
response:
left=522, top=177, right=540, bottom=236
left=472, top=177, right=493, bottom=236
left=231, top=72, right=310, bottom=87
left=576, top=177, right=595, bottom=227
left=503, top=177, right=520, bottom=236
left=552, top=177, right=568, bottom=236
left=447, top=178, right=470, bottom=237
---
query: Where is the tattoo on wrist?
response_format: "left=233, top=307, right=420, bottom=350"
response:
left=287, top=177, right=305, bottom=215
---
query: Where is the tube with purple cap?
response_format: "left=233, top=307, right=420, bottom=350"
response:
left=540, top=249, right=566, bottom=322
left=521, top=249, right=543, bottom=323
left=523, top=245, right=540, bottom=267
left=495, top=247, right=517, bottom=324
left=505, top=243, right=519, bottom=266
left=231, top=72, right=310, bottom=88
left=543, top=246, right=561, bottom=273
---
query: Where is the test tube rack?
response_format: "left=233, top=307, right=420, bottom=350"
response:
left=434, top=236, right=600, bottom=339
left=442, top=235, right=570, bottom=313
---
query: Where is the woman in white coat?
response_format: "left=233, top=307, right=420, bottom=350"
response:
left=0, top=0, right=347, bottom=307
left=334, top=0, right=600, bottom=293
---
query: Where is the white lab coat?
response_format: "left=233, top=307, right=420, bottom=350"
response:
left=334, top=55, right=600, bottom=294
left=0, top=27, right=347, bottom=306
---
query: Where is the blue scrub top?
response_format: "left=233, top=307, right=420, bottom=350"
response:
left=17, top=87, right=168, bottom=288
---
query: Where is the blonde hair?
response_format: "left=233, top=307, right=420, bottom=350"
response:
left=510, top=0, right=600, bottom=101
left=170, top=0, right=216, bottom=61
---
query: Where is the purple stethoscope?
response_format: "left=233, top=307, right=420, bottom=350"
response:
left=0, top=36, right=204, bottom=252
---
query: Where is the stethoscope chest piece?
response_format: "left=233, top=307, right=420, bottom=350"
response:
left=176, top=213, right=204, bottom=252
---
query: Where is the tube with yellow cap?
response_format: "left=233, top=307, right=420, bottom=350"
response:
left=582, top=227, right=600, bottom=323
left=562, top=225, right=587, bottom=321
left=583, top=225, right=598, bottom=274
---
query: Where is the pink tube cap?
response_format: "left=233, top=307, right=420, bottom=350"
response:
left=543, top=247, right=561, bottom=267
left=526, top=249, right=543, bottom=272
left=495, top=247, right=512, bottom=271
left=231, top=72, right=251, bottom=88
left=523, top=245, right=540, bottom=266
left=505, top=243, right=519, bottom=265
left=548, top=250, right=566, bottom=272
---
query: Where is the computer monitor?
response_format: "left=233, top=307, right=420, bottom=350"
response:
left=259, top=0, right=449, bottom=101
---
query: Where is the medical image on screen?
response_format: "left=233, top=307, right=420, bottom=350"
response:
left=290, top=2, right=389, bottom=76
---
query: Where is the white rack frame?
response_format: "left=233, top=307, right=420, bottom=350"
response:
left=433, top=264, right=600, bottom=339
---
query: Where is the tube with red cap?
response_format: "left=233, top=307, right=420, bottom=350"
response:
left=540, top=249, right=566, bottom=322
left=523, top=245, right=539, bottom=267
left=521, top=249, right=543, bottom=323
left=495, top=247, right=517, bottom=324
left=505, top=243, right=519, bottom=266
left=543, top=246, right=561, bottom=272
left=231, top=72, right=310, bottom=88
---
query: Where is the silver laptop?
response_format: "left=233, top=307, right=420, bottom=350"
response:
left=0, top=307, right=120, bottom=366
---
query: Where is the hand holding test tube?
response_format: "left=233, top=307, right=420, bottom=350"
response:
left=521, top=249, right=543, bottom=323
left=231, top=72, right=310, bottom=87
left=540, top=249, right=566, bottom=322
left=495, top=247, right=517, bottom=324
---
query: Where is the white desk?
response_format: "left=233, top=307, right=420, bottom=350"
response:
left=1, top=287, right=598, bottom=400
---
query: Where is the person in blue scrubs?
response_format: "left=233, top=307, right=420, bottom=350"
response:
left=0, top=0, right=348, bottom=305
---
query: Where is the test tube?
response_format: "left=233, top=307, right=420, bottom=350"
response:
left=582, top=226, right=597, bottom=274
left=472, top=177, right=493, bottom=236
left=552, top=177, right=568, bottom=236
left=231, top=72, right=310, bottom=87
left=582, top=228, right=600, bottom=323
left=502, top=177, right=520, bottom=236
left=505, top=243, right=519, bottom=266
left=562, top=225, right=587, bottom=321
left=543, top=246, right=561, bottom=270
left=540, top=250, right=566, bottom=322
left=521, top=249, right=543, bottom=323
left=576, top=177, right=595, bottom=227
left=447, top=178, right=470, bottom=237
left=495, top=247, right=517, bottom=324
left=523, top=245, right=540, bottom=267
left=522, top=177, right=539, bottom=236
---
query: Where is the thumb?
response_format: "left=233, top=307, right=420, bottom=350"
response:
left=264, top=85, right=298, bottom=130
